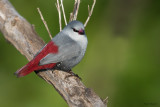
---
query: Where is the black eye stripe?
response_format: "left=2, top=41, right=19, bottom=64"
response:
left=72, top=28, right=79, bottom=33
left=72, top=28, right=85, bottom=35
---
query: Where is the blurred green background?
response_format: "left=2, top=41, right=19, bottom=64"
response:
left=0, top=0, right=160, bottom=107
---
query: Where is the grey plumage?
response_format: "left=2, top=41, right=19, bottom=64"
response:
left=39, top=21, right=88, bottom=71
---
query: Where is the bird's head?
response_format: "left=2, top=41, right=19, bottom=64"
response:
left=63, top=20, right=87, bottom=42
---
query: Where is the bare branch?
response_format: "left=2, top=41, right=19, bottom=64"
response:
left=70, top=0, right=80, bottom=21
left=60, top=0, right=67, bottom=25
left=56, top=0, right=62, bottom=31
left=84, top=0, right=96, bottom=27
left=37, top=8, right=52, bottom=39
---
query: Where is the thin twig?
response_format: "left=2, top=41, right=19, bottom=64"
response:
left=73, top=0, right=80, bottom=20
left=88, top=5, right=90, bottom=14
left=60, top=0, right=67, bottom=25
left=69, top=12, right=73, bottom=22
left=103, top=96, right=108, bottom=105
left=56, top=0, right=62, bottom=31
left=84, top=0, right=96, bottom=27
left=37, top=8, right=52, bottom=39
left=70, top=0, right=80, bottom=21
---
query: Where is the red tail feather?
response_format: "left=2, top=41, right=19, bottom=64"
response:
left=15, top=62, right=56, bottom=77
left=15, top=64, right=34, bottom=77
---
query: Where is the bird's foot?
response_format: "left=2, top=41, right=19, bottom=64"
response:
left=65, top=71, right=82, bottom=80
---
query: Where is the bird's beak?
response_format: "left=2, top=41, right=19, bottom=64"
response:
left=79, top=29, right=85, bottom=35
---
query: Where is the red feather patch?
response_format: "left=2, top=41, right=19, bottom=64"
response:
left=15, top=41, right=58, bottom=77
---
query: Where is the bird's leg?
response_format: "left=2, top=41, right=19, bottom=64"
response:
left=65, top=70, right=82, bottom=80
left=51, top=70, right=53, bottom=73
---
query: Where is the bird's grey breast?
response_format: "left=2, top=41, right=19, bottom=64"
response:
left=52, top=32, right=87, bottom=70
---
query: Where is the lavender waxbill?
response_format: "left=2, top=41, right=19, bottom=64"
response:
left=15, top=20, right=88, bottom=77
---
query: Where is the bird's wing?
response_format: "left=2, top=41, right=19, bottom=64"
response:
left=39, top=42, right=81, bottom=65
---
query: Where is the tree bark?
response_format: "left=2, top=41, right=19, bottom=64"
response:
left=0, top=0, right=106, bottom=107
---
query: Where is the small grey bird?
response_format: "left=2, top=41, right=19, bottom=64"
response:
left=15, top=20, right=88, bottom=77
